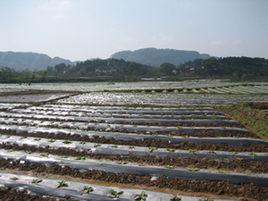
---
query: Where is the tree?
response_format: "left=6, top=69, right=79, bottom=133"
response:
left=159, top=63, right=176, bottom=75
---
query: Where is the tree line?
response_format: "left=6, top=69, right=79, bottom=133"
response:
left=1, top=57, right=268, bottom=83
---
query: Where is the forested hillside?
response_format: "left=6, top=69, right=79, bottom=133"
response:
left=111, top=48, right=210, bottom=66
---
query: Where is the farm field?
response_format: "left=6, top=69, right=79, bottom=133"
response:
left=0, top=81, right=267, bottom=201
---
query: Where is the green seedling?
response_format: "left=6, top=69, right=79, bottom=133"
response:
left=80, top=141, right=86, bottom=145
left=32, top=178, right=42, bottom=184
left=165, top=165, right=174, bottom=169
left=40, top=153, right=49, bottom=157
left=61, top=155, right=69, bottom=158
left=198, top=198, right=214, bottom=201
left=116, top=161, right=128, bottom=165
left=48, top=139, right=55, bottom=143
left=76, top=156, right=86, bottom=160
left=134, top=191, right=148, bottom=201
left=188, top=149, right=197, bottom=154
left=166, top=148, right=175, bottom=152
left=34, top=138, right=41, bottom=141
left=148, top=147, right=157, bottom=153
left=63, top=140, right=72, bottom=144
left=170, top=194, right=182, bottom=201
left=57, top=180, right=68, bottom=188
left=111, top=145, right=118, bottom=148
left=187, top=167, right=200, bottom=172
left=250, top=152, right=257, bottom=158
left=231, top=151, right=238, bottom=156
left=10, top=177, right=18, bottom=181
left=82, top=186, right=94, bottom=194
left=94, top=144, right=101, bottom=148
left=129, top=146, right=135, bottom=149
left=109, top=189, right=124, bottom=198
left=208, top=150, right=216, bottom=155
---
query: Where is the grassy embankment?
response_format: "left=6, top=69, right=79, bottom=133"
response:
left=217, top=103, right=268, bottom=140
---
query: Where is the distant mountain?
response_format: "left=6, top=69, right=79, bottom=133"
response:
left=111, top=48, right=210, bottom=67
left=0, top=51, right=73, bottom=71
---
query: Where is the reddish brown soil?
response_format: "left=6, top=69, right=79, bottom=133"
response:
left=0, top=187, right=74, bottom=201
left=0, top=143, right=267, bottom=173
left=0, top=129, right=266, bottom=152
left=0, top=159, right=267, bottom=200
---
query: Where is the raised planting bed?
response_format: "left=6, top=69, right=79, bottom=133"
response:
left=57, top=92, right=268, bottom=106
left=0, top=150, right=267, bottom=200
left=0, top=187, right=73, bottom=201
left=0, top=117, right=253, bottom=138
left=0, top=92, right=75, bottom=103
left=0, top=124, right=267, bottom=152
left=17, top=105, right=221, bottom=115
left=0, top=172, right=202, bottom=201
left=0, top=103, right=29, bottom=111
left=0, top=135, right=267, bottom=173
left=0, top=112, right=242, bottom=127
left=11, top=108, right=230, bottom=120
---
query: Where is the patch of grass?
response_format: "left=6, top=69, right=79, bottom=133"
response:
left=217, top=103, right=268, bottom=140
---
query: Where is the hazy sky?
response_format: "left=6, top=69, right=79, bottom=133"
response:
left=0, top=0, right=267, bottom=60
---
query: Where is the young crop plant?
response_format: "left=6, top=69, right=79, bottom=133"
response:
left=231, top=151, right=238, bottom=156
left=111, top=145, right=118, bottom=148
left=10, top=177, right=18, bottom=181
left=208, top=150, right=216, bottom=155
left=187, top=167, right=200, bottom=172
left=40, top=153, right=49, bottom=157
left=148, top=147, right=157, bottom=153
left=188, top=149, right=197, bottom=154
left=76, top=156, right=86, bottom=160
left=109, top=189, right=124, bottom=198
left=134, top=191, right=148, bottom=201
left=63, top=140, right=72, bottom=144
left=56, top=180, right=68, bottom=188
left=94, top=144, right=101, bottom=148
left=165, top=165, right=175, bottom=169
left=32, top=178, right=43, bottom=184
left=250, top=152, right=257, bottom=158
left=82, top=186, right=94, bottom=194
left=166, top=148, right=175, bottom=152
left=170, top=194, right=182, bottom=201
left=198, top=198, right=214, bottom=201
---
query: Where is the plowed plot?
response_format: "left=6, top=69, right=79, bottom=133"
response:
left=0, top=99, right=267, bottom=201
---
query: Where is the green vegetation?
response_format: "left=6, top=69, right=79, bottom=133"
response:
left=32, top=178, right=43, bottom=184
left=82, top=186, right=94, bottom=194
left=1, top=56, right=268, bottom=83
left=134, top=191, right=148, bottom=201
left=180, top=57, right=268, bottom=81
left=109, top=189, right=124, bottom=198
left=56, top=180, right=68, bottom=188
left=217, top=103, right=268, bottom=140
left=170, top=194, right=182, bottom=201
